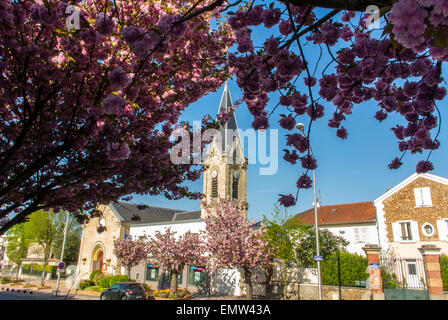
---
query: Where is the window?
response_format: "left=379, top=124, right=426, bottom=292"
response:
left=392, top=221, right=420, bottom=242
left=146, top=265, right=159, bottom=281
left=189, top=266, right=206, bottom=286
left=436, top=219, right=448, bottom=241
left=211, top=170, right=218, bottom=198
left=421, top=223, right=435, bottom=237
left=414, top=187, right=432, bottom=207
left=232, top=171, right=239, bottom=199
left=400, top=222, right=413, bottom=241
left=354, top=227, right=368, bottom=243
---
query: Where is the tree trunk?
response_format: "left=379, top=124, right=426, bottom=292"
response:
left=127, top=266, right=131, bottom=277
left=41, top=258, right=48, bottom=286
left=170, top=271, right=178, bottom=294
left=264, top=264, right=273, bottom=296
left=283, top=262, right=288, bottom=300
left=244, top=268, right=253, bottom=300
left=15, top=262, right=21, bottom=281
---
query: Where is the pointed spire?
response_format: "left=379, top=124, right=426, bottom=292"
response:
left=216, top=81, right=239, bottom=152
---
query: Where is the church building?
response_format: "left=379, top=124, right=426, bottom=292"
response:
left=76, top=83, right=249, bottom=295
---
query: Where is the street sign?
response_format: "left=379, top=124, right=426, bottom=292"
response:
left=58, top=262, right=66, bottom=270
left=314, top=255, right=323, bottom=261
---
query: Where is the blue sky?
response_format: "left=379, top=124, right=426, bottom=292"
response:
left=130, top=10, right=448, bottom=222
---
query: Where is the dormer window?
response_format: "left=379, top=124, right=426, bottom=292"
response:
left=414, top=187, right=432, bottom=207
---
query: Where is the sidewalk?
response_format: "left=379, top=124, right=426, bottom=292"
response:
left=0, top=276, right=98, bottom=300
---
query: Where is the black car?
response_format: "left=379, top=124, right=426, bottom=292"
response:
left=100, top=282, right=147, bottom=300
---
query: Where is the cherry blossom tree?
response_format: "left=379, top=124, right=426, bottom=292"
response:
left=3, top=0, right=448, bottom=234
left=222, top=0, right=448, bottom=207
left=113, top=236, right=149, bottom=276
left=204, top=199, right=272, bottom=300
left=146, top=227, right=206, bottom=294
left=0, top=0, right=233, bottom=235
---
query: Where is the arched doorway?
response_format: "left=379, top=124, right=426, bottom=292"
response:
left=91, top=246, right=104, bottom=272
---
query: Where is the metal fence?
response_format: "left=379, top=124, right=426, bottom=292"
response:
left=380, top=257, right=427, bottom=290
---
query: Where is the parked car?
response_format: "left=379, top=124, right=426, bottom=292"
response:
left=100, top=282, right=147, bottom=300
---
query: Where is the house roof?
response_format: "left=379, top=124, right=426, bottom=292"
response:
left=109, top=202, right=202, bottom=225
left=289, top=201, right=376, bottom=226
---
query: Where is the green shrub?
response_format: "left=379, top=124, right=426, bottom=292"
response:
left=90, top=270, right=103, bottom=281
left=83, top=286, right=104, bottom=292
left=98, top=277, right=111, bottom=289
left=441, top=255, right=448, bottom=290
left=79, top=280, right=95, bottom=290
left=381, top=267, right=400, bottom=289
left=21, top=264, right=58, bottom=278
left=1, top=277, right=10, bottom=284
left=92, top=272, right=105, bottom=286
left=321, top=251, right=369, bottom=287
left=141, top=283, right=151, bottom=292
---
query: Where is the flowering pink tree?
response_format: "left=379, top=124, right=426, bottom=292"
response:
left=223, top=0, right=448, bottom=207
left=146, top=228, right=206, bottom=293
left=204, top=199, right=272, bottom=300
left=0, top=0, right=233, bottom=235
left=113, top=236, right=149, bottom=276
left=3, top=0, right=448, bottom=233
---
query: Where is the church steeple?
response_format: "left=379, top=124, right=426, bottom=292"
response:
left=201, top=82, right=248, bottom=219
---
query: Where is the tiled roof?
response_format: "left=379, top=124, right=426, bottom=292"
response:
left=109, top=202, right=202, bottom=224
left=289, top=201, right=376, bottom=226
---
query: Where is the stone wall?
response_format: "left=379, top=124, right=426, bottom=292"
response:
left=383, top=177, right=448, bottom=243
left=76, top=204, right=129, bottom=280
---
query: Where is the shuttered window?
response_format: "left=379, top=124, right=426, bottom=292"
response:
left=211, top=176, right=218, bottom=198
left=232, top=176, right=239, bottom=199
left=414, top=187, right=432, bottom=207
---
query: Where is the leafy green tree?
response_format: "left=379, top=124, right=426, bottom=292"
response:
left=440, top=255, right=448, bottom=291
left=23, top=210, right=57, bottom=286
left=320, top=251, right=368, bottom=287
left=263, top=204, right=304, bottom=298
left=6, top=224, right=28, bottom=280
left=293, top=224, right=349, bottom=267
left=52, top=212, right=81, bottom=265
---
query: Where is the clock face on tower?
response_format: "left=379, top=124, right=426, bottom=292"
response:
left=233, top=171, right=239, bottom=179
left=212, top=170, right=218, bottom=178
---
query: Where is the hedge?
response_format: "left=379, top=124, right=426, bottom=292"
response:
left=321, top=251, right=369, bottom=287
left=79, top=280, right=95, bottom=290
left=98, top=275, right=135, bottom=288
left=21, top=264, right=58, bottom=278
left=441, top=254, right=448, bottom=291
left=90, top=270, right=103, bottom=281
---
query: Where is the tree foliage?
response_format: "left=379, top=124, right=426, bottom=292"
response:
left=113, top=236, right=149, bottom=275
left=292, top=224, right=349, bottom=267
left=0, top=0, right=233, bottom=235
left=320, top=251, right=369, bottom=286
left=204, top=199, right=272, bottom=299
left=1, top=0, right=448, bottom=234
left=146, top=227, right=206, bottom=293
left=5, top=224, right=28, bottom=278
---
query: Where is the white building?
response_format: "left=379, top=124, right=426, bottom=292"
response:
left=292, top=201, right=379, bottom=255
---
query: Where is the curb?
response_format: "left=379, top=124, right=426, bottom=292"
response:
left=1, top=286, right=35, bottom=295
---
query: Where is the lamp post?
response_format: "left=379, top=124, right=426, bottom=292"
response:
left=296, top=123, right=322, bottom=300
left=55, top=211, right=70, bottom=296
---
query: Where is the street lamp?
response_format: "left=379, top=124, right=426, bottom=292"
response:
left=296, top=123, right=322, bottom=300
left=55, top=211, right=70, bottom=296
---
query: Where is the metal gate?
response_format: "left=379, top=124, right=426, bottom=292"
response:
left=381, top=257, right=429, bottom=300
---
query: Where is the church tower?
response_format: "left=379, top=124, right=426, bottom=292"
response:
left=200, top=82, right=248, bottom=219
